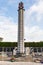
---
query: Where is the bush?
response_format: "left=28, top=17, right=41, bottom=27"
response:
left=0, top=41, right=43, bottom=47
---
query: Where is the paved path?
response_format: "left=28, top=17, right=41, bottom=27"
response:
left=0, top=61, right=43, bottom=65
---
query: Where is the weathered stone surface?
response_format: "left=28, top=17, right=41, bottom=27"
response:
left=0, top=61, right=42, bottom=65
left=18, top=2, right=25, bottom=54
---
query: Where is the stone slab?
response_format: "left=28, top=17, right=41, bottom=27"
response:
left=0, top=61, right=43, bottom=65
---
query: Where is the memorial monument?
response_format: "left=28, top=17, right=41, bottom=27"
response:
left=18, top=2, right=25, bottom=55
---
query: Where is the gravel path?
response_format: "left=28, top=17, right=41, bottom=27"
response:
left=0, top=61, right=43, bottom=65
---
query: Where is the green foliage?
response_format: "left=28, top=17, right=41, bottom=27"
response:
left=25, top=42, right=43, bottom=47
left=0, top=42, right=17, bottom=47
left=0, top=41, right=43, bottom=47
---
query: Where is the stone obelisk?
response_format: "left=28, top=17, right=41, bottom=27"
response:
left=18, top=2, right=25, bottom=55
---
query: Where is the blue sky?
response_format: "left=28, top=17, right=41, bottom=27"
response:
left=0, top=0, right=36, bottom=22
left=0, top=0, right=43, bottom=42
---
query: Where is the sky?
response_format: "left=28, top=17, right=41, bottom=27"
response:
left=0, top=0, right=43, bottom=42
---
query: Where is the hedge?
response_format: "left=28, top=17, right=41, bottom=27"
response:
left=0, top=42, right=43, bottom=47
left=25, top=42, right=43, bottom=47
left=0, top=42, right=17, bottom=47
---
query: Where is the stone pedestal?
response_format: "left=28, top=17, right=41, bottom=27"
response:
left=25, top=47, right=30, bottom=55
left=13, top=49, right=16, bottom=56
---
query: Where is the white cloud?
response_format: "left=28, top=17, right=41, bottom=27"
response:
left=24, top=25, right=43, bottom=42
left=25, top=0, right=43, bottom=23
left=0, top=16, right=18, bottom=42
left=24, top=0, right=43, bottom=42
left=29, top=26, right=43, bottom=42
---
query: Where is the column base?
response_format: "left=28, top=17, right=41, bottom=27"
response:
left=16, top=52, right=25, bottom=57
